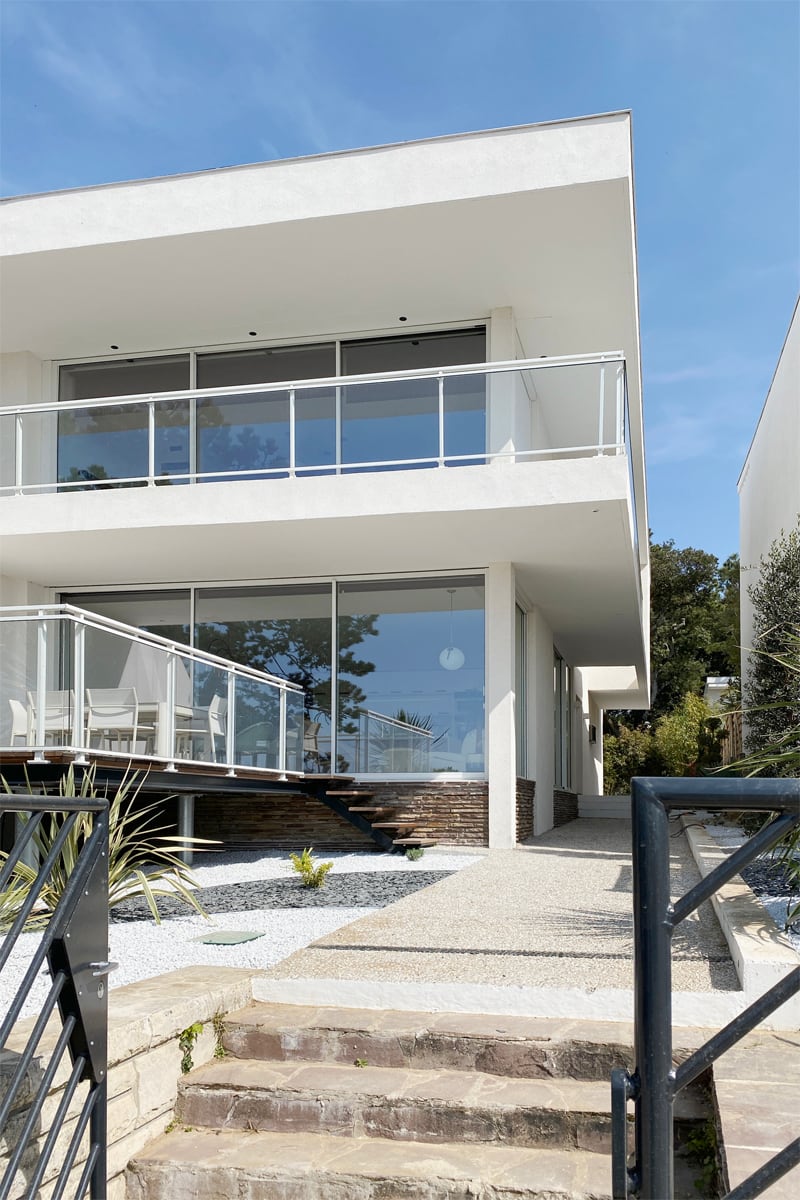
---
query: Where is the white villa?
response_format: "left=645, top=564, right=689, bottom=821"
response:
left=0, top=112, right=649, bottom=850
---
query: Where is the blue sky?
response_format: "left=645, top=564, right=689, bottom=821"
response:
left=1, top=0, right=798, bottom=563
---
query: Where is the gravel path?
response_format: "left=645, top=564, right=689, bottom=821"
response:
left=1, top=850, right=482, bottom=1017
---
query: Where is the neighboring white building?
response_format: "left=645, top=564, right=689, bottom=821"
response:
left=0, top=113, right=650, bottom=848
left=738, top=298, right=800, bottom=683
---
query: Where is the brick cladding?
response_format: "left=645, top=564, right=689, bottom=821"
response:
left=515, top=778, right=535, bottom=841
left=553, top=788, right=579, bottom=826
left=194, top=780, right=489, bottom=850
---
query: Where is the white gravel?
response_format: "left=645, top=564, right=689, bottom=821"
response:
left=1, top=849, right=482, bottom=1018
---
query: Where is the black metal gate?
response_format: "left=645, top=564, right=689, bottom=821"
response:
left=612, top=776, right=800, bottom=1199
left=0, top=794, right=112, bottom=1200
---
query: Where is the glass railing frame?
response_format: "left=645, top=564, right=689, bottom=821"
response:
left=1, top=353, right=629, bottom=494
left=0, top=604, right=304, bottom=778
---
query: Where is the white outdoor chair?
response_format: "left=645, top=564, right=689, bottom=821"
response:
left=27, top=689, right=75, bottom=745
left=8, top=698, right=32, bottom=746
left=175, top=694, right=227, bottom=762
left=85, top=687, right=154, bottom=754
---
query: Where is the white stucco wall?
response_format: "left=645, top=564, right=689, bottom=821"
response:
left=486, top=562, right=517, bottom=848
left=739, top=301, right=800, bottom=673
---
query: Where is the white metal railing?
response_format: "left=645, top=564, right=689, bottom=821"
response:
left=0, top=604, right=304, bottom=776
left=355, top=708, right=435, bottom=773
left=0, top=354, right=630, bottom=496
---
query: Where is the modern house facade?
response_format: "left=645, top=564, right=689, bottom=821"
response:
left=0, top=112, right=650, bottom=849
left=738, top=298, right=800, bottom=690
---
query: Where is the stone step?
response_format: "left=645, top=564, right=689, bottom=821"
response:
left=174, top=1057, right=705, bottom=1152
left=220, top=1002, right=706, bottom=1084
left=125, top=1126, right=614, bottom=1199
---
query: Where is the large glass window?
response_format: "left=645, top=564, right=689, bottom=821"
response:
left=194, top=584, right=334, bottom=771
left=58, top=356, right=190, bottom=486
left=340, top=329, right=485, bottom=470
left=337, top=577, right=485, bottom=774
left=60, top=575, right=486, bottom=775
left=196, top=345, right=336, bottom=480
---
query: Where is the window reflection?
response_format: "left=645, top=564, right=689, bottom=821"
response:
left=337, top=577, right=485, bottom=774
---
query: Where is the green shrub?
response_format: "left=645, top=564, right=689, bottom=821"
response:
left=289, top=847, right=334, bottom=888
left=0, top=765, right=208, bottom=928
left=603, top=725, right=663, bottom=794
left=405, top=847, right=425, bottom=861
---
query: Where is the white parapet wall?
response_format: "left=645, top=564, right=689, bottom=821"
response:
left=680, top=816, right=799, bottom=1026
left=1, top=967, right=257, bottom=1200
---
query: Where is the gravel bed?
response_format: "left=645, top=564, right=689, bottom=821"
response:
left=110, top=871, right=456, bottom=921
left=1, top=850, right=482, bottom=1018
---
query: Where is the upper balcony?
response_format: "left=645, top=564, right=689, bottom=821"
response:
left=2, top=352, right=631, bottom=488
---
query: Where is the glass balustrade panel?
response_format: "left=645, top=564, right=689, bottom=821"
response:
left=196, top=392, right=290, bottom=481
left=295, top=385, right=336, bottom=474
left=0, top=617, right=76, bottom=749
left=82, top=626, right=169, bottom=756
left=189, top=664, right=229, bottom=764
left=341, top=376, right=439, bottom=471
left=285, top=690, right=305, bottom=773
left=58, top=403, right=150, bottom=488
left=443, top=372, right=487, bottom=465
left=233, top=677, right=280, bottom=770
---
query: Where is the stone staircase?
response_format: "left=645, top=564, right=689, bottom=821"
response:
left=125, top=1002, right=708, bottom=1198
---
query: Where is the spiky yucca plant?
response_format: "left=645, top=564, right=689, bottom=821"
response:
left=1, top=765, right=209, bottom=927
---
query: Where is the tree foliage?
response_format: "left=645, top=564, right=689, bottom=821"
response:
left=604, top=693, right=724, bottom=793
left=743, top=523, right=800, bottom=770
left=648, top=541, right=740, bottom=718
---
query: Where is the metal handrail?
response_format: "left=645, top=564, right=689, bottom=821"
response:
left=0, top=604, right=303, bottom=692
left=0, top=794, right=111, bottom=1199
left=1, top=352, right=632, bottom=496
left=4, top=352, right=625, bottom=416
left=611, top=776, right=800, bottom=1200
left=0, top=604, right=304, bottom=775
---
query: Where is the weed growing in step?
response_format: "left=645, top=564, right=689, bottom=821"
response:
left=178, top=1022, right=204, bottom=1074
left=354, top=1058, right=368, bottom=1068
left=212, top=1010, right=227, bottom=1059
left=684, top=1120, right=720, bottom=1196
left=290, top=847, right=334, bottom=888
left=405, top=847, right=425, bottom=861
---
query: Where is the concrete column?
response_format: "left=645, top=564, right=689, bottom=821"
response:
left=177, top=794, right=195, bottom=866
left=527, top=608, right=555, bottom=835
left=486, top=562, right=517, bottom=848
left=487, top=308, right=516, bottom=460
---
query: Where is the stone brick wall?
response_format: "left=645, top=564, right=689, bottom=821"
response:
left=195, top=793, right=373, bottom=851
left=195, top=780, right=489, bottom=850
left=553, top=788, right=579, bottom=826
left=515, top=778, right=536, bottom=841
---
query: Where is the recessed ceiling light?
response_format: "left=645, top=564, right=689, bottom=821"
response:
left=249, top=331, right=257, bottom=337
left=398, top=316, right=407, bottom=322
left=110, top=344, right=119, bottom=350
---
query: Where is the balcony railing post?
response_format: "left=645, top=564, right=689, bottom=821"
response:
left=438, top=374, right=445, bottom=467
left=288, top=388, right=296, bottom=478
left=597, top=364, right=606, bottom=455
left=631, top=779, right=675, bottom=1200
left=147, top=400, right=156, bottom=485
left=164, top=652, right=177, bottom=767
left=278, top=688, right=287, bottom=777
left=73, top=618, right=86, bottom=759
left=189, top=395, right=198, bottom=484
left=225, top=672, right=236, bottom=775
left=616, top=364, right=624, bottom=452
left=33, top=612, right=48, bottom=760
left=15, top=413, right=24, bottom=495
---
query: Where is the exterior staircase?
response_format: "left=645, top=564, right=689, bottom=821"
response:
left=314, top=781, right=437, bottom=852
left=126, top=1002, right=708, bottom=1198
